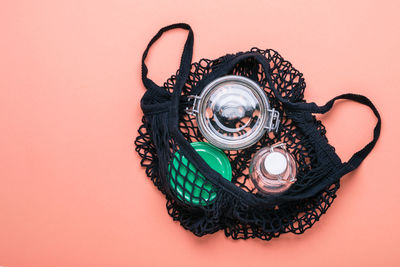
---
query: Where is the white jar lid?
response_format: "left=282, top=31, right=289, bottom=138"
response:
left=264, top=151, right=287, bottom=175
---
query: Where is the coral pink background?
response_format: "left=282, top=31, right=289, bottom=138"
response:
left=1, top=0, right=399, bottom=266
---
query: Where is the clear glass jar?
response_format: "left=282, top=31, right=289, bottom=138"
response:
left=249, top=143, right=297, bottom=194
left=186, top=75, right=280, bottom=150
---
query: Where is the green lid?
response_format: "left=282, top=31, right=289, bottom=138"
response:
left=169, top=142, right=232, bottom=206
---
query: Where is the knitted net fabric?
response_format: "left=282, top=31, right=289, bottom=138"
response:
left=135, top=48, right=340, bottom=240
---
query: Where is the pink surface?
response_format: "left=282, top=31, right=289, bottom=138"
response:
left=0, top=0, right=399, bottom=266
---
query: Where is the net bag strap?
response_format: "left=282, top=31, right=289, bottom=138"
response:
left=140, top=23, right=194, bottom=116
left=308, top=94, right=381, bottom=174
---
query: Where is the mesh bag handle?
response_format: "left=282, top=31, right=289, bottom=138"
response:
left=141, top=23, right=193, bottom=116
left=304, top=94, right=381, bottom=174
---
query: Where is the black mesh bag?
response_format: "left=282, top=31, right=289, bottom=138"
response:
left=135, top=23, right=381, bottom=240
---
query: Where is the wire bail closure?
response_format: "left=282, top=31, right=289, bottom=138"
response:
left=186, top=94, right=280, bottom=132
left=185, top=95, right=202, bottom=116
left=266, top=108, right=280, bottom=132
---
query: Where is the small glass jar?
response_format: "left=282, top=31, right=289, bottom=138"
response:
left=249, top=143, right=297, bottom=194
left=186, top=75, right=280, bottom=150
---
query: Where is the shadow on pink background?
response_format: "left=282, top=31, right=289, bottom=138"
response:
left=0, top=0, right=399, bottom=266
